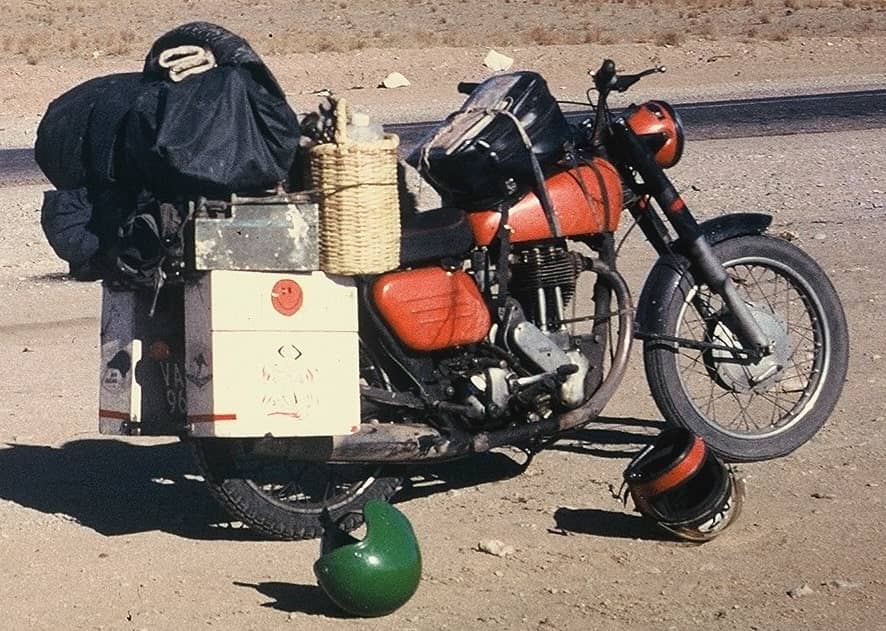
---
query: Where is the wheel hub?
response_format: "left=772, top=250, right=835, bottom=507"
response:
left=710, top=304, right=794, bottom=393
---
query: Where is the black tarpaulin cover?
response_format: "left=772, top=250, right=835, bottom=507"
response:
left=123, top=66, right=299, bottom=197
left=34, top=22, right=301, bottom=279
left=35, top=73, right=144, bottom=190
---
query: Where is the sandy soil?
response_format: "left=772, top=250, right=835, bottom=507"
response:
left=1, top=4, right=885, bottom=630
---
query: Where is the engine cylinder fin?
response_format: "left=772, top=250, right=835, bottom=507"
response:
left=510, top=245, right=579, bottom=307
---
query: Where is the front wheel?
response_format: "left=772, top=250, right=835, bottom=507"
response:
left=643, top=235, right=848, bottom=461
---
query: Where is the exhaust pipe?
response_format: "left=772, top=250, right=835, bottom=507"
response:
left=253, top=259, right=634, bottom=463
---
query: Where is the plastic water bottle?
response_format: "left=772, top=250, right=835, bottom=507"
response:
left=347, top=110, right=384, bottom=143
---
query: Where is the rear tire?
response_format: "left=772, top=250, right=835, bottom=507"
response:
left=192, top=343, right=401, bottom=540
left=643, top=235, right=849, bottom=461
left=193, top=439, right=400, bottom=540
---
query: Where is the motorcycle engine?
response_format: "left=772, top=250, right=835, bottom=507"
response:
left=510, top=244, right=579, bottom=331
left=509, top=244, right=594, bottom=408
left=455, top=244, right=598, bottom=424
left=445, top=243, right=603, bottom=426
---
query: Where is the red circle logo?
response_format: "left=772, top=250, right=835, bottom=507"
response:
left=271, top=279, right=303, bottom=316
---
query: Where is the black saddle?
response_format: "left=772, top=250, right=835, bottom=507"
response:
left=399, top=207, right=475, bottom=266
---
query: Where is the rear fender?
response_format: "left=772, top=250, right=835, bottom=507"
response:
left=636, top=212, right=772, bottom=334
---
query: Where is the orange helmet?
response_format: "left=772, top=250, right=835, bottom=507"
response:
left=625, top=100, right=685, bottom=169
left=623, top=428, right=743, bottom=542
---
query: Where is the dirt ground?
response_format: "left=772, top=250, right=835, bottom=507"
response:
left=1, top=2, right=885, bottom=630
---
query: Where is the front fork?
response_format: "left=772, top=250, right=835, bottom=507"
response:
left=613, top=120, right=771, bottom=356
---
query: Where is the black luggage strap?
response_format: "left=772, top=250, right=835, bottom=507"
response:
left=494, top=109, right=562, bottom=239
left=495, top=204, right=511, bottom=312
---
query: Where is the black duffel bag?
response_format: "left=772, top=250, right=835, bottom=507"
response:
left=122, top=65, right=299, bottom=197
left=35, top=73, right=144, bottom=190
left=121, top=22, right=300, bottom=197
left=40, top=188, right=101, bottom=266
left=416, top=71, right=571, bottom=208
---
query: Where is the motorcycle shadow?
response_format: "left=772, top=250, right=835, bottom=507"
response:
left=396, top=450, right=532, bottom=502
left=553, top=415, right=663, bottom=459
left=396, top=416, right=663, bottom=503
left=0, top=438, right=258, bottom=541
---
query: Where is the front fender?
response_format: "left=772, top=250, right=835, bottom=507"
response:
left=636, top=212, right=772, bottom=335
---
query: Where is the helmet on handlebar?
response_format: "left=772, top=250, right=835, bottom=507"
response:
left=625, top=100, right=685, bottom=169
left=314, top=500, right=422, bottom=617
left=623, top=427, right=743, bottom=542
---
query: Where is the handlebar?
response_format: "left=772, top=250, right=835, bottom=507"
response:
left=592, top=59, right=666, bottom=95
left=586, top=59, right=662, bottom=151
left=457, top=81, right=480, bottom=96
left=457, top=60, right=665, bottom=101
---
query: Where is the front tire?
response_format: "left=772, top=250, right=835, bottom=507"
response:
left=643, top=235, right=849, bottom=461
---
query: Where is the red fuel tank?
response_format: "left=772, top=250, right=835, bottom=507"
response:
left=467, top=158, right=623, bottom=246
left=372, top=268, right=491, bottom=352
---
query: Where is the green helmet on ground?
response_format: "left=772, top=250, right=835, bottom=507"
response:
left=313, top=500, right=422, bottom=617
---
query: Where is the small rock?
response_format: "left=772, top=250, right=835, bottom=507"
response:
left=779, top=230, right=799, bottom=242
left=827, top=579, right=862, bottom=590
left=787, top=584, right=815, bottom=598
left=287, top=612, right=297, bottom=621
left=493, top=570, right=504, bottom=577
left=483, top=49, right=514, bottom=71
left=477, top=539, right=515, bottom=557
left=381, top=72, right=410, bottom=89
left=811, top=492, right=836, bottom=500
left=813, top=232, right=827, bottom=241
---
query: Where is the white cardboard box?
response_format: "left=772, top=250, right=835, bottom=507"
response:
left=184, top=270, right=360, bottom=437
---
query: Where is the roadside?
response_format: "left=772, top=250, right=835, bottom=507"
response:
left=3, top=36, right=886, bottom=149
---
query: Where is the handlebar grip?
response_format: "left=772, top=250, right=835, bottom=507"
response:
left=595, top=59, right=617, bottom=90
left=457, top=81, right=480, bottom=95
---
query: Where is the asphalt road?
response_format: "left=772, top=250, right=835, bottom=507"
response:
left=2, top=88, right=885, bottom=187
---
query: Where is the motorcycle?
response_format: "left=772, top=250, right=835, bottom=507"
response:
left=98, top=59, right=849, bottom=540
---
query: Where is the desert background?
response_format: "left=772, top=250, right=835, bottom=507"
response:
left=1, top=1, right=885, bottom=630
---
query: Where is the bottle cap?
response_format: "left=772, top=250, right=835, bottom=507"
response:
left=351, top=111, right=371, bottom=127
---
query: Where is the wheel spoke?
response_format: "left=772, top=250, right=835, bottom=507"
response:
left=663, top=248, right=829, bottom=441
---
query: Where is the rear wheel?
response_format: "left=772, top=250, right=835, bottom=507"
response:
left=193, top=344, right=401, bottom=540
left=644, top=235, right=849, bottom=461
left=193, top=439, right=400, bottom=540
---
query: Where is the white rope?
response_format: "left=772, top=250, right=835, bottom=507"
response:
left=158, top=45, right=217, bottom=82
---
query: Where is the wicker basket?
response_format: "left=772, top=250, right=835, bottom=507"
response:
left=309, top=99, right=401, bottom=275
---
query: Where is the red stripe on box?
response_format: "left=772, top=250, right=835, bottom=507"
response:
left=188, top=414, right=238, bottom=423
left=99, top=409, right=131, bottom=420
